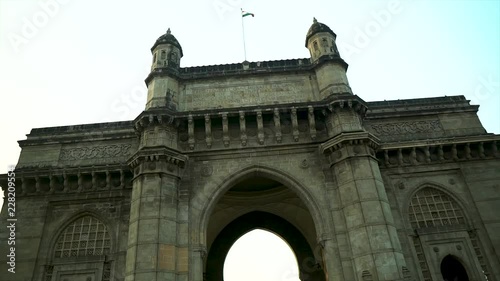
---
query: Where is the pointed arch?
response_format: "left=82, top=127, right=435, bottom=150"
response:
left=441, top=255, right=470, bottom=281
left=206, top=211, right=325, bottom=281
left=196, top=164, right=329, bottom=248
left=405, top=183, right=480, bottom=281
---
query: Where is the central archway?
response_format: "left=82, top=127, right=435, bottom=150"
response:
left=206, top=211, right=326, bottom=281
left=223, top=229, right=300, bottom=281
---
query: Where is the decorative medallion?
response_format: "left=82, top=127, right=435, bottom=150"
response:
left=201, top=163, right=213, bottom=177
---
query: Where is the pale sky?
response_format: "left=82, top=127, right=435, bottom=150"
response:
left=0, top=1, right=499, bottom=280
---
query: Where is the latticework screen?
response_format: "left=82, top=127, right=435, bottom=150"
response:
left=54, top=216, right=111, bottom=258
left=408, top=187, right=466, bottom=229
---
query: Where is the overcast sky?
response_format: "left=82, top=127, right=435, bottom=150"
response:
left=0, top=0, right=499, bottom=280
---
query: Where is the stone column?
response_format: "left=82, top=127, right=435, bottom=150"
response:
left=125, top=113, right=187, bottom=281
left=320, top=237, right=345, bottom=281
left=191, top=246, right=206, bottom=281
left=320, top=99, right=406, bottom=281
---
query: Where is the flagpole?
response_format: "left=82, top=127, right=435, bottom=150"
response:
left=241, top=8, right=247, bottom=61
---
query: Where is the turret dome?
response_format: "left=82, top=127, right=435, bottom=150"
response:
left=305, top=18, right=336, bottom=47
left=151, top=28, right=183, bottom=56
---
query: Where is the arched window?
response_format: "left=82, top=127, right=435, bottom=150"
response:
left=54, top=216, right=111, bottom=258
left=408, top=187, right=465, bottom=229
left=161, top=50, right=166, bottom=60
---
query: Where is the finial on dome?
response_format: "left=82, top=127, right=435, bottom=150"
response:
left=167, top=28, right=171, bottom=35
left=313, top=17, right=318, bottom=24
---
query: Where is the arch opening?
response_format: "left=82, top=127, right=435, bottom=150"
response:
left=223, top=229, right=300, bottom=281
left=199, top=165, right=327, bottom=247
left=206, top=211, right=326, bottom=281
left=204, top=170, right=327, bottom=281
left=440, top=255, right=469, bottom=281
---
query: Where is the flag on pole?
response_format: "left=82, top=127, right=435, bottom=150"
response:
left=241, top=10, right=254, bottom=17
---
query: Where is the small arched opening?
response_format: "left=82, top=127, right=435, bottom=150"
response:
left=441, top=255, right=469, bottom=281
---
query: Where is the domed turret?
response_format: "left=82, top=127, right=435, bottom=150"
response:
left=305, top=18, right=340, bottom=62
left=150, top=28, right=183, bottom=70
left=305, top=18, right=351, bottom=98
left=145, top=28, right=183, bottom=110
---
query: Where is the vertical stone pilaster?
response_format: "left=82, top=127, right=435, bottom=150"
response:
left=291, top=107, right=299, bottom=142
left=126, top=151, right=187, bottom=281
left=188, top=115, right=195, bottom=150
left=274, top=108, right=282, bottom=143
left=191, top=246, right=206, bottom=281
left=321, top=132, right=406, bottom=281
left=126, top=112, right=188, bottom=281
left=320, top=99, right=406, bottom=281
left=320, top=237, right=345, bottom=281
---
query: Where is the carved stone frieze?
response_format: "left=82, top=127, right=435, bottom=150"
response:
left=59, top=144, right=132, bottom=161
left=370, top=120, right=443, bottom=136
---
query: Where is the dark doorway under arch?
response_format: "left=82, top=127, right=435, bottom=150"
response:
left=205, top=211, right=325, bottom=281
left=441, top=255, right=469, bottom=281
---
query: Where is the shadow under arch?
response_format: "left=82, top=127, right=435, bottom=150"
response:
left=441, top=254, right=470, bottom=281
left=197, top=164, right=328, bottom=247
left=45, top=209, right=116, bottom=262
left=205, top=211, right=326, bottom=281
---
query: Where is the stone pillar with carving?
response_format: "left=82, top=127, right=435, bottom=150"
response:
left=125, top=111, right=188, bottom=281
left=320, top=96, right=407, bottom=281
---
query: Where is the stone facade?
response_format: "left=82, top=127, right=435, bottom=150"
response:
left=1, top=19, right=499, bottom=281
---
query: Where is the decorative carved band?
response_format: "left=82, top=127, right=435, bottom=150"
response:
left=59, top=144, right=132, bottom=161
left=370, top=120, right=443, bottom=135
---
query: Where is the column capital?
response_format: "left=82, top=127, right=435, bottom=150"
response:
left=128, top=147, right=188, bottom=177
left=320, top=131, right=380, bottom=154
left=319, top=131, right=380, bottom=166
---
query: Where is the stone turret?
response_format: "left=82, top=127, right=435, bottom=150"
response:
left=146, top=28, right=182, bottom=110
left=306, top=18, right=339, bottom=61
left=306, top=18, right=352, bottom=98
left=151, top=28, right=183, bottom=70
left=126, top=27, right=188, bottom=281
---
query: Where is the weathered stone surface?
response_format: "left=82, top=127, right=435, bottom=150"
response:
left=1, top=19, right=499, bottom=281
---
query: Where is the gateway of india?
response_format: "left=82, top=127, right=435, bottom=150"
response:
left=1, top=19, right=499, bottom=281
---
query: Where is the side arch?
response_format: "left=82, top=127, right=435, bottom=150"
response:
left=196, top=164, right=330, bottom=248
left=404, top=183, right=491, bottom=280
